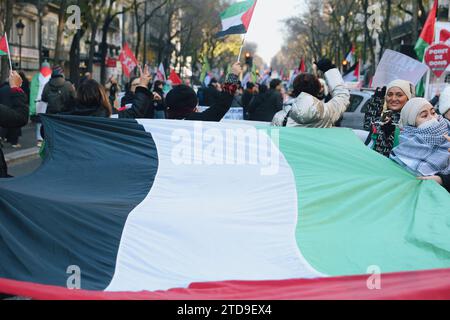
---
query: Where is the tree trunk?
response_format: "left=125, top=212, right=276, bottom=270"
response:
left=100, top=23, right=109, bottom=85
left=54, top=0, right=68, bottom=65
left=69, top=28, right=85, bottom=87
left=87, top=22, right=97, bottom=73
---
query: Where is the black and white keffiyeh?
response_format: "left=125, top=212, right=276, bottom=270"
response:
left=390, top=117, right=450, bottom=176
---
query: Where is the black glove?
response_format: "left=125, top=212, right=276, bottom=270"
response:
left=374, top=86, right=387, bottom=99
left=315, top=58, right=336, bottom=73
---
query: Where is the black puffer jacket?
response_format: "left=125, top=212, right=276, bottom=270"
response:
left=248, top=89, right=283, bottom=122
left=0, top=88, right=29, bottom=177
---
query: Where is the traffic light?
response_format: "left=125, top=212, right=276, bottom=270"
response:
left=245, top=52, right=253, bottom=67
left=342, top=59, right=348, bottom=72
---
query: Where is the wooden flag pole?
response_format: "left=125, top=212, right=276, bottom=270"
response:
left=237, top=32, right=247, bottom=63
left=5, top=33, right=13, bottom=72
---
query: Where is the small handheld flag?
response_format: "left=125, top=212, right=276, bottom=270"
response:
left=0, top=33, right=13, bottom=71
left=119, top=43, right=138, bottom=78
left=216, top=0, right=258, bottom=62
left=156, top=63, right=166, bottom=82
left=216, top=0, right=257, bottom=38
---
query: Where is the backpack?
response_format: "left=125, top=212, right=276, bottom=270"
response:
left=45, top=82, right=72, bottom=114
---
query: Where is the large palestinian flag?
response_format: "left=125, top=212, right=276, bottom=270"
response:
left=216, top=0, right=257, bottom=38
left=0, top=116, right=450, bottom=300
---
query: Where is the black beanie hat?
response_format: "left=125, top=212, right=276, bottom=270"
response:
left=166, top=85, right=199, bottom=119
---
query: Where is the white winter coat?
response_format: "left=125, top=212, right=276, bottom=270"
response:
left=272, top=68, right=350, bottom=128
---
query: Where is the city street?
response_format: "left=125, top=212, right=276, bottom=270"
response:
left=8, top=154, right=41, bottom=177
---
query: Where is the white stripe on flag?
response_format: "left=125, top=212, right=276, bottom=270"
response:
left=221, top=13, right=245, bottom=32
left=106, top=120, right=323, bottom=292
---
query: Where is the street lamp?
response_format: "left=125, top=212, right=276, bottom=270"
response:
left=16, top=19, right=25, bottom=70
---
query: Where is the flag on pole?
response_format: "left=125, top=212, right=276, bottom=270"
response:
left=415, top=0, right=438, bottom=97
left=0, top=35, right=9, bottom=56
left=345, top=45, right=355, bottom=66
left=343, top=61, right=360, bottom=83
left=200, top=57, right=211, bottom=85
left=0, top=33, right=13, bottom=71
left=251, top=63, right=258, bottom=83
left=0, top=116, right=450, bottom=299
left=168, top=69, right=182, bottom=85
left=216, top=0, right=257, bottom=37
left=299, top=58, right=306, bottom=73
left=415, top=0, right=438, bottom=62
left=119, top=43, right=138, bottom=78
left=156, top=63, right=166, bottom=82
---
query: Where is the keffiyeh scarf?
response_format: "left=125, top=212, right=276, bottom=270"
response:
left=390, top=117, right=450, bottom=176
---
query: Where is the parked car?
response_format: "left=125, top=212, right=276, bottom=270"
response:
left=340, top=90, right=374, bottom=130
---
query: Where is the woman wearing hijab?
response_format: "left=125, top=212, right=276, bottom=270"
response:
left=365, top=80, right=416, bottom=157
left=390, top=98, right=450, bottom=179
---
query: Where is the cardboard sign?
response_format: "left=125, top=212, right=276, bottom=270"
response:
left=424, top=43, right=450, bottom=78
left=372, top=49, right=429, bottom=88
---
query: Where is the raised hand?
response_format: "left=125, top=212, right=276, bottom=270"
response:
left=231, top=62, right=242, bottom=76
left=138, top=64, right=152, bottom=88
left=315, top=59, right=336, bottom=73
left=9, top=71, right=23, bottom=89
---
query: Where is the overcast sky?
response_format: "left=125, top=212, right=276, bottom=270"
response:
left=244, top=0, right=305, bottom=65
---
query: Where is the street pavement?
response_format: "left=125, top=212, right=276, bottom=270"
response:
left=8, top=155, right=42, bottom=177
left=2, top=122, right=38, bottom=154
left=2, top=122, right=42, bottom=177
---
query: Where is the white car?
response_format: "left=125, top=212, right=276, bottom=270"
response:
left=340, top=90, right=374, bottom=130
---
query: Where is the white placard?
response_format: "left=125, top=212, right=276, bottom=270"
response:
left=372, top=49, right=429, bottom=88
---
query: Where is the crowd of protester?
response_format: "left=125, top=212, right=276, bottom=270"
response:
left=0, top=58, right=449, bottom=192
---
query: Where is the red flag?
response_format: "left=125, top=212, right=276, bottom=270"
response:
left=299, top=58, right=306, bottom=73
left=168, top=69, right=182, bottom=85
left=119, top=43, right=138, bottom=78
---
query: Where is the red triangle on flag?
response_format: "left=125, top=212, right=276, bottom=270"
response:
left=353, top=62, right=360, bottom=77
left=299, top=58, right=306, bottom=73
left=241, top=0, right=257, bottom=31
left=419, top=0, right=438, bottom=45
left=0, top=35, right=9, bottom=55
left=168, top=69, right=182, bottom=85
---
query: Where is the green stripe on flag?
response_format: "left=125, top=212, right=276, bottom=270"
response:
left=0, top=50, right=7, bottom=56
left=269, top=127, right=450, bottom=276
left=220, top=0, right=254, bottom=20
left=414, top=37, right=429, bottom=62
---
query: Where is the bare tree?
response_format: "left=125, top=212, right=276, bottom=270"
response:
left=54, top=0, right=68, bottom=65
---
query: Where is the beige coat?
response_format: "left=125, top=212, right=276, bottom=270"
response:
left=272, top=69, right=350, bottom=128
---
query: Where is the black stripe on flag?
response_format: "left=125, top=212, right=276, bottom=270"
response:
left=0, top=116, right=159, bottom=290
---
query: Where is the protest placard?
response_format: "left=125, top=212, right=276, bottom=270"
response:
left=372, top=49, right=429, bottom=88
